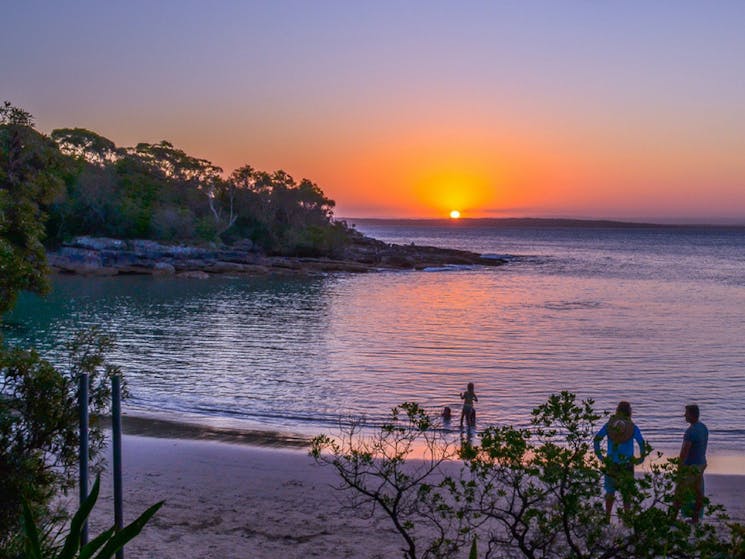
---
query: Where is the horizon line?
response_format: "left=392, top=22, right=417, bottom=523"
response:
left=337, top=216, right=745, bottom=228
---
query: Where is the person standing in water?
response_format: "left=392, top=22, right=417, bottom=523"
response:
left=460, top=382, right=478, bottom=430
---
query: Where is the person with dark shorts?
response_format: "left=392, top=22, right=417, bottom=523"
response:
left=593, top=401, right=646, bottom=520
left=672, top=404, right=708, bottom=523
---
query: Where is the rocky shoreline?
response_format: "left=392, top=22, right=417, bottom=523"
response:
left=48, top=236, right=506, bottom=278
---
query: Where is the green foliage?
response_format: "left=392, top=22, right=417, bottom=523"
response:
left=4, top=101, right=351, bottom=255
left=313, top=393, right=745, bottom=559
left=21, top=476, right=163, bottom=559
left=1, top=104, right=135, bottom=558
left=50, top=129, right=117, bottom=168
left=1, top=102, right=69, bottom=314
left=0, top=329, right=122, bottom=556
left=311, top=403, right=468, bottom=559
left=40, top=117, right=351, bottom=254
left=468, top=539, right=477, bottom=559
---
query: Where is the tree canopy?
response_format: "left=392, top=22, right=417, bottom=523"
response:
left=44, top=117, right=349, bottom=256
left=1, top=102, right=70, bottom=314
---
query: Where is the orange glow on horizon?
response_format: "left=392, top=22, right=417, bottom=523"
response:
left=411, top=163, right=502, bottom=218
left=68, top=106, right=745, bottom=222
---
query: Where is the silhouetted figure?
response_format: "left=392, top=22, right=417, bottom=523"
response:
left=441, top=406, right=452, bottom=423
left=671, top=404, right=708, bottom=523
left=460, top=383, right=478, bottom=430
left=593, top=401, right=646, bottom=520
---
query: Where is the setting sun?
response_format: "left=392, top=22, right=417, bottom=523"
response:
left=449, top=210, right=461, bottom=219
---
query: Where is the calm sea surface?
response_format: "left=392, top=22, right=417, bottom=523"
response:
left=4, top=221, right=745, bottom=471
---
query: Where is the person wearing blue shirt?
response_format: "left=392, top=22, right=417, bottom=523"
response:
left=672, top=404, right=709, bottom=523
left=593, top=401, right=646, bottom=520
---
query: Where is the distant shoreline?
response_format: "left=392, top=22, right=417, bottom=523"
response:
left=345, top=216, right=745, bottom=229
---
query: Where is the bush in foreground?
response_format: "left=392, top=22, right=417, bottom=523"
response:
left=0, top=329, right=121, bottom=557
left=21, top=476, right=162, bottom=559
left=312, top=393, right=745, bottom=559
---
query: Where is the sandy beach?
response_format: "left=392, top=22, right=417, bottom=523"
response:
left=87, top=435, right=404, bottom=559
left=77, top=424, right=745, bottom=559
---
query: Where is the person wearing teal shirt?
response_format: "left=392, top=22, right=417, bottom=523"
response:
left=594, top=401, right=646, bottom=520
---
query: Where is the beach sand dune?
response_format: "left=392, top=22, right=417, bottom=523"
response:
left=81, top=435, right=744, bottom=559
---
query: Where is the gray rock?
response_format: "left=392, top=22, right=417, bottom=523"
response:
left=205, top=262, right=251, bottom=273
left=178, top=270, right=210, bottom=279
left=49, top=247, right=103, bottom=272
left=173, top=259, right=217, bottom=272
left=47, top=234, right=505, bottom=278
left=152, top=262, right=176, bottom=275
left=71, top=237, right=127, bottom=251
left=231, top=238, right=254, bottom=252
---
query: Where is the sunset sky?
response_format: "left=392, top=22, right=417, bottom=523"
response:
left=3, top=1, right=744, bottom=222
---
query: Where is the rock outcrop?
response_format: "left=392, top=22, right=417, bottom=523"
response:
left=47, top=236, right=506, bottom=277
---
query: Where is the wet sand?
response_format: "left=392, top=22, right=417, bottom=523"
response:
left=98, top=413, right=311, bottom=448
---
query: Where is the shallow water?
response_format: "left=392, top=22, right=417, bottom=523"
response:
left=4, top=222, right=745, bottom=471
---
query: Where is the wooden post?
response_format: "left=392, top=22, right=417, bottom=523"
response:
left=78, top=373, right=89, bottom=546
left=112, top=375, right=124, bottom=559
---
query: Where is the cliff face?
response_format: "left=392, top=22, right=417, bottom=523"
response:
left=47, top=236, right=506, bottom=277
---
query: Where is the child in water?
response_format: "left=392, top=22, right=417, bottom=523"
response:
left=441, top=406, right=452, bottom=422
left=460, top=382, right=478, bottom=429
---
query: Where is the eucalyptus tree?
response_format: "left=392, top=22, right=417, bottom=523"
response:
left=50, top=128, right=119, bottom=167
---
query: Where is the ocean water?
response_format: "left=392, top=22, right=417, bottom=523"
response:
left=4, top=221, right=745, bottom=471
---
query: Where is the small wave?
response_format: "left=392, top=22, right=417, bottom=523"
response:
left=421, top=265, right=476, bottom=272
left=482, top=254, right=552, bottom=267
left=480, top=253, right=515, bottom=261
left=543, top=300, right=602, bottom=311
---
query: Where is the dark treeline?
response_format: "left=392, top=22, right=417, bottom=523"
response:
left=4, top=103, right=352, bottom=258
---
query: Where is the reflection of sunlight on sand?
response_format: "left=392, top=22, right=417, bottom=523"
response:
left=707, top=455, right=745, bottom=475
left=316, top=422, right=476, bottom=462
left=652, top=452, right=745, bottom=476
left=121, top=413, right=745, bottom=475
left=321, top=425, right=745, bottom=477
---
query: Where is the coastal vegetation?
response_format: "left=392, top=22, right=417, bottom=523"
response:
left=0, top=330, right=122, bottom=557
left=46, top=126, right=348, bottom=257
left=4, top=101, right=503, bottom=279
left=312, top=393, right=745, bottom=559
left=21, top=476, right=162, bottom=559
left=2, top=99, right=351, bottom=261
left=1, top=103, right=159, bottom=557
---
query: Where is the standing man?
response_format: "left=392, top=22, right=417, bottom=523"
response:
left=594, top=401, right=646, bottom=520
left=672, top=404, right=708, bottom=523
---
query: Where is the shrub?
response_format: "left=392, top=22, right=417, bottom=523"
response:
left=312, top=393, right=745, bottom=559
left=0, top=329, right=121, bottom=557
